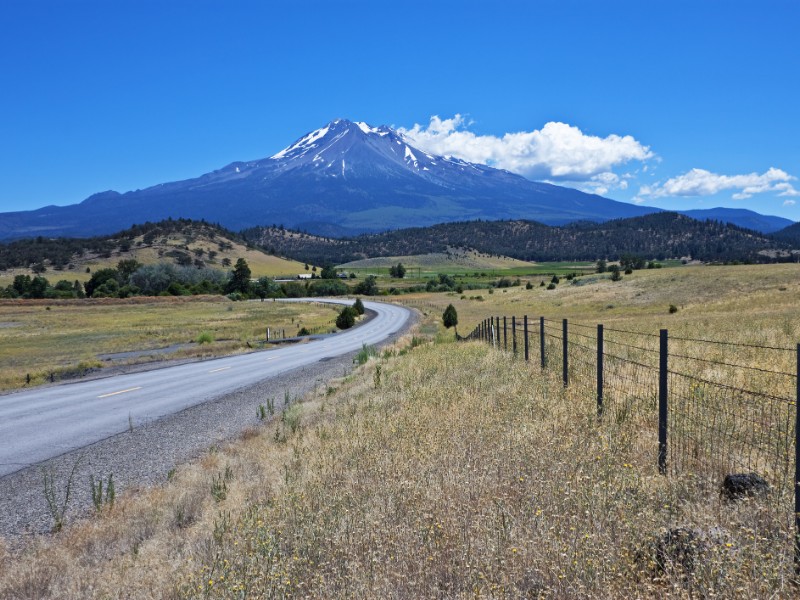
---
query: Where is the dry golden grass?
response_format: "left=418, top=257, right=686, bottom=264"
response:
left=0, top=329, right=795, bottom=598
left=0, top=297, right=339, bottom=391
left=1, top=264, right=798, bottom=598
left=398, top=263, right=800, bottom=347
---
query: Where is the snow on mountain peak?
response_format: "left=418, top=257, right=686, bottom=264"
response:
left=265, top=118, right=500, bottom=182
left=271, top=124, right=331, bottom=159
left=355, top=121, right=388, bottom=136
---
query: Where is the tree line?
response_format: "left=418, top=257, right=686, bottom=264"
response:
left=0, top=258, right=383, bottom=300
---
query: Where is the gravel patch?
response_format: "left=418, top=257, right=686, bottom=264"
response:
left=0, top=309, right=417, bottom=548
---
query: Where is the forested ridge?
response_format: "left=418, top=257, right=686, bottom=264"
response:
left=243, top=212, right=795, bottom=265
left=2, top=213, right=796, bottom=272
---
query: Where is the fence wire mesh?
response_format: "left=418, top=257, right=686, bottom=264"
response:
left=465, top=315, right=798, bottom=504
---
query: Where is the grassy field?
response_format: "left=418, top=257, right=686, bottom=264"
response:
left=0, top=263, right=798, bottom=598
left=0, top=297, right=340, bottom=391
left=338, top=249, right=537, bottom=271
left=394, top=263, right=800, bottom=348
left=341, top=258, right=598, bottom=281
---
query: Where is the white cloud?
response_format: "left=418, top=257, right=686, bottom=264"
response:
left=397, top=115, right=653, bottom=188
left=637, top=167, right=799, bottom=201
left=784, top=199, right=797, bottom=207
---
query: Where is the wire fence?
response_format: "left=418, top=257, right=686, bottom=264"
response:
left=464, top=314, right=800, bottom=564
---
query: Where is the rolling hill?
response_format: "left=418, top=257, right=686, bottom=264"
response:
left=243, top=213, right=795, bottom=265
left=0, top=219, right=308, bottom=286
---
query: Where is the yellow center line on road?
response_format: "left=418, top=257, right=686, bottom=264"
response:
left=98, top=386, right=142, bottom=399
left=209, top=366, right=231, bottom=373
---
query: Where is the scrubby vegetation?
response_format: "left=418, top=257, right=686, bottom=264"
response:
left=243, top=212, right=796, bottom=265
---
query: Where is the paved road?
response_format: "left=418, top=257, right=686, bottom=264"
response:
left=0, top=299, right=411, bottom=477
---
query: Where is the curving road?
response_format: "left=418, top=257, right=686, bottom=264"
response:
left=0, top=299, right=411, bottom=477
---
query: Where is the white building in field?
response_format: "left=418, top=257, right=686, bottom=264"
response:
left=297, top=273, right=312, bottom=280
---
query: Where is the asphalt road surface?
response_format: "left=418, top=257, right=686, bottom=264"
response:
left=0, top=299, right=411, bottom=477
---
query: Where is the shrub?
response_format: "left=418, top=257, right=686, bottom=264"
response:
left=336, top=306, right=358, bottom=329
left=353, top=297, right=365, bottom=315
left=280, top=282, right=307, bottom=298
left=354, top=275, right=378, bottom=296
left=526, top=282, right=533, bottom=289
left=547, top=282, right=556, bottom=290
left=196, top=331, right=214, bottom=344
left=669, top=304, right=679, bottom=314
left=308, top=279, right=348, bottom=296
left=355, top=343, right=378, bottom=365
left=389, top=263, right=406, bottom=278
left=442, top=304, right=458, bottom=329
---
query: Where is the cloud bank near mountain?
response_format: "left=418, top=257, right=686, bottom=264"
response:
left=397, top=115, right=653, bottom=195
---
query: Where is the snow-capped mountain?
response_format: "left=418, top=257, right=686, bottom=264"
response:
left=2, top=118, right=774, bottom=240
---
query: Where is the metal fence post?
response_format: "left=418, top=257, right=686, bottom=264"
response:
left=562, top=319, right=568, bottom=387
left=795, top=343, right=800, bottom=577
left=503, top=316, right=508, bottom=351
left=512, top=316, right=517, bottom=356
left=597, top=324, right=604, bottom=418
left=524, top=315, right=529, bottom=362
left=540, top=316, right=546, bottom=369
left=658, top=329, right=668, bottom=475
left=496, top=316, right=501, bottom=349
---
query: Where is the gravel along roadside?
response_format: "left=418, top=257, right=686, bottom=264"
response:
left=0, top=309, right=417, bottom=546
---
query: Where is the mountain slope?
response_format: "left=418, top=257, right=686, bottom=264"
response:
left=244, top=213, right=793, bottom=265
left=679, top=208, right=793, bottom=233
left=772, top=221, right=800, bottom=245
left=0, top=119, right=658, bottom=240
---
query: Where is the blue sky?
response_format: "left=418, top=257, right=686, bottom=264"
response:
left=1, top=0, right=798, bottom=221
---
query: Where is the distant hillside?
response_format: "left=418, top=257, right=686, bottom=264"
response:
left=243, top=213, right=794, bottom=265
left=679, top=208, right=793, bottom=234
left=0, top=219, right=308, bottom=282
left=772, top=221, right=800, bottom=246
